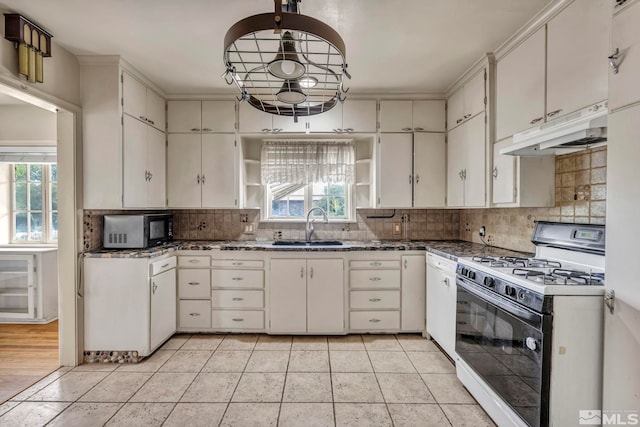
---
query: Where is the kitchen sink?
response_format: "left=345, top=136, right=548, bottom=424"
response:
left=272, top=240, right=343, bottom=246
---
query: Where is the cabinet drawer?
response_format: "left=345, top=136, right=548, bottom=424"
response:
left=427, top=254, right=457, bottom=273
left=150, top=257, right=176, bottom=276
left=212, top=290, right=264, bottom=309
left=211, top=259, right=264, bottom=268
left=350, top=270, right=400, bottom=288
left=212, top=270, right=264, bottom=288
left=179, top=300, right=211, bottom=329
left=178, top=256, right=211, bottom=267
left=350, top=291, right=400, bottom=309
left=178, top=270, right=211, bottom=298
left=350, top=260, right=400, bottom=269
left=211, top=310, right=264, bottom=329
left=350, top=311, right=400, bottom=330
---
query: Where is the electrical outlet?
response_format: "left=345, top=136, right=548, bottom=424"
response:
left=479, top=226, right=486, bottom=237
left=244, top=224, right=254, bottom=234
left=393, top=223, right=402, bottom=235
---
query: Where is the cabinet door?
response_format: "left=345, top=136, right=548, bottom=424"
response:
left=412, top=100, right=446, bottom=132
left=201, top=134, right=237, bottom=208
left=426, top=263, right=456, bottom=357
left=447, top=88, right=464, bottom=130
left=492, top=140, right=516, bottom=204
left=123, top=115, right=149, bottom=208
left=379, top=100, right=412, bottom=132
left=547, top=0, right=609, bottom=118
left=308, top=104, right=342, bottom=132
left=239, top=102, right=273, bottom=133
left=146, top=126, right=166, bottom=208
left=343, top=100, right=377, bottom=133
left=122, top=72, right=146, bottom=121
left=609, top=1, right=640, bottom=111
left=463, top=114, right=487, bottom=207
left=167, top=101, right=202, bottom=133
left=496, top=27, right=546, bottom=140
left=413, top=133, right=446, bottom=208
left=150, top=268, right=176, bottom=351
left=273, top=113, right=307, bottom=132
left=378, top=134, right=413, bottom=207
left=307, top=259, right=344, bottom=333
left=202, top=101, right=236, bottom=133
left=446, top=125, right=465, bottom=207
left=464, top=69, right=486, bottom=119
left=146, top=89, right=166, bottom=132
left=401, top=255, right=426, bottom=331
left=269, top=259, right=307, bottom=333
left=167, top=134, right=202, bottom=208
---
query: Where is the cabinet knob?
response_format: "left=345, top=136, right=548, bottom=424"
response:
left=369, top=318, right=381, bottom=323
left=369, top=298, right=381, bottom=302
left=189, top=312, right=201, bottom=317
left=609, top=48, right=621, bottom=74
left=492, top=167, right=498, bottom=179
left=188, top=282, right=200, bottom=286
left=232, top=297, right=244, bottom=301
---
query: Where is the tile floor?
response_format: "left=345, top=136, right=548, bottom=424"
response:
left=0, top=334, right=496, bottom=427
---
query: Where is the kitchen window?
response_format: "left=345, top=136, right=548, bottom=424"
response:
left=11, top=164, right=58, bottom=243
left=261, top=141, right=355, bottom=221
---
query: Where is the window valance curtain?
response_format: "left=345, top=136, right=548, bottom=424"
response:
left=261, top=140, right=355, bottom=185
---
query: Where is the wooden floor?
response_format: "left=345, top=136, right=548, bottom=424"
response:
left=0, top=321, right=59, bottom=403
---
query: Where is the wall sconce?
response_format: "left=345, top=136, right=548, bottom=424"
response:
left=4, top=13, right=53, bottom=84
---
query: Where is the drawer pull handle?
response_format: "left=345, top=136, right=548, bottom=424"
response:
left=369, top=318, right=381, bottom=323
left=189, top=312, right=200, bottom=317
left=232, top=297, right=244, bottom=301
left=232, top=277, right=244, bottom=281
left=369, top=277, right=381, bottom=281
left=443, top=278, right=450, bottom=286
left=190, top=128, right=201, bottom=132
left=188, top=282, right=200, bottom=286
left=369, top=298, right=381, bottom=302
left=232, top=318, right=244, bottom=322
left=189, top=260, right=200, bottom=264
left=161, top=263, right=169, bottom=268
left=370, top=262, right=382, bottom=266
left=232, top=262, right=244, bottom=266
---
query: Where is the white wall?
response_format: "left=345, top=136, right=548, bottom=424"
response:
left=0, top=105, right=56, bottom=143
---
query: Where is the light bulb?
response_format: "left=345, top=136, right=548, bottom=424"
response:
left=280, top=60, right=295, bottom=75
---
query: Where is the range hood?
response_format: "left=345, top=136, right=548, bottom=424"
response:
left=500, top=102, right=608, bottom=156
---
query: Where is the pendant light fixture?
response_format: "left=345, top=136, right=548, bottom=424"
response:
left=223, top=0, right=350, bottom=119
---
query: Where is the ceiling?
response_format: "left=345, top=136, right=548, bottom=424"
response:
left=0, top=0, right=552, bottom=95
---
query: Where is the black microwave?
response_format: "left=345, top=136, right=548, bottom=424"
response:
left=103, top=214, right=173, bottom=249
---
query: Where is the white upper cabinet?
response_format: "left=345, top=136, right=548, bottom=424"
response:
left=446, top=114, right=486, bottom=207
left=168, top=100, right=236, bottom=133
left=609, top=0, right=640, bottom=111
left=273, top=113, right=307, bottom=133
left=378, top=134, right=413, bottom=207
left=413, top=133, right=446, bottom=208
left=122, top=71, right=165, bottom=131
left=202, top=101, right=236, bottom=133
left=496, top=27, right=546, bottom=141
left=492, top=140, right=516, bottom=205
left=167, top=134, right=202, bottom=208
left=168, top=101, right=202, bottom=133
left=307, top=104, right=343, bottom=133
left=379, top=100, right=445, bottom=132
left=201, top=134, right=238, bottom=208
left=547, top=0, right=609, bottom=118
left=342, top=100, right=377, bottom=133
left=238, top=102, right=274, bottom=133
left=446, top=125, right=465, bottom=207
left=447, top=70, right=486, bottom=130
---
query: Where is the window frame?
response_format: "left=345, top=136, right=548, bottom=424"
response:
left=263, top=181, right=355, bottom=222
left=11, top=163, right=58, bottom=244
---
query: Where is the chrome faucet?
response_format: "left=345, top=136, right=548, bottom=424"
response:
left=305, top=207, right=329, bottom=242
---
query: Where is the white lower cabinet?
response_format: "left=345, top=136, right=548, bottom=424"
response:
left=150, top=268, right=177, bottom=351
left=269, top=257, right=344, bottom=334
left=401, top=255, right=426, bottom=332
left=179, top=300, right=211, bottom=329
left=426, top=253, right=457, bottom=358
left=177, top=254, right=211, bottom=331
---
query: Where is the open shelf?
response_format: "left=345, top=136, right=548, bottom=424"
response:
left=0, top=288, right=29, bottom=297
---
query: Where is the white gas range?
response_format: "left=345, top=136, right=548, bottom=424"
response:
left=454, top=221, right=605, bottom=427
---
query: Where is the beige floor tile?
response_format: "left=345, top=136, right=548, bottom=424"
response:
left=329, top=350, right=373, bottom=372
left=47, top=402, right=123, bottom=427
left=202, top=350, right=251, bottom=372
left=181, top=335, right=224, bottom=351
left=421, top=374, right=475, bottom=404
left=218, top=334, right=258, bottom=351
left=388, top=403, right=452, bottom=426
left=72, top=363, right=120, bottom=372
left=163, top=403, right=227, bottom=427
left=279, top=403, right=334, bottom=427
left=105, top=402, right=174, bottom=427
left=288, top=350, right=330, bottom=372
left=362, top=335, right=403, bottom=351
left=180, top=373, right=241, bottom=403
left=376, top=373, right=435, bottom=403
left=116, top=350, right=175, bottom=373
left=231, top=373, right=285, bottom=402
left=27, top=372, right=110, bottom=402
left=129, top=372, right=196, bottom=402
left=158, top=350, right=212, bottom=373
left=292, top=336, right=329, bottom=350
left=441, top=404, right=496, bottom=427
left=332, top=373, right=384, bottom=403
left=334, top=403, right=392, bottom=427
left=328, top=335, right=365, bottom=351
left=0, top=402, right=69, bottom=427
left=396, top=335, right=440, bottom=352
left=220, top=402, right=280, bottom=427
left=406, top=351, right=455, bottom=374
left=255, top=335, right=293, bottom=350
left=161, top=335, right=190, bottom=350
left=282, top=373, right=332, bottom=402
left=79, top=372, right=152, bottom=402
left=368, top=351, right=416, bottom=373
left=0, top=401, right=19, bottom=417
left=9, top=369, right=69, bottom=401
left=245, top=350, right=290, bottom=372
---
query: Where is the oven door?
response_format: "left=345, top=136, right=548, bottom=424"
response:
left=456, top=277, right=552, bottom=427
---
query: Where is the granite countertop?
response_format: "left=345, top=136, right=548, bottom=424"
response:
left=83, top=239, right=532, bottom=260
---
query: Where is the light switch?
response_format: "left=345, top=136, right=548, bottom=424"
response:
left=244, top=224, right=254, bottom=234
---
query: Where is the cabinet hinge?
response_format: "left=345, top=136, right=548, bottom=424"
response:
left=121, top=97, right=124, bottom=107
left=234, top=140, right=237, bottom=147
left=377, top=197, right=381, bottom=205
left=121, top=73, right=124, bottom=83
left=121, top=116, right=124, bottom=126
left=514, top=187, right=518, bottom=198
left=484, top=96, right=487, bottom=106
left=484, top=68, right=487, bottom=81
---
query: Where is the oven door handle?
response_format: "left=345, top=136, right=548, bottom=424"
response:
left=457, top=278, right=543, bottom=328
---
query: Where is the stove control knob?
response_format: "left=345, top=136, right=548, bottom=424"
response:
left=505, top=285, right=516, bottom=297
left=468, top=271, right=476, bottom=280
left=461, top=268, right=468, bottom=276
left=518, top=290, right=526, bottom=300
left=483, top=277, right=495, bottom=288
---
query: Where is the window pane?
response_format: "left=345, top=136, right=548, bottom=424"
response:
left=312, top=196, right=328, bottom=213
left=50, top=164, right=57, bottom=182
left=51, top=183, right=58, bottom=211
left=30, top=183, right=43, bottom=210
left=29, top=213, right=43, bottom=241
left=50, top=212, right=58, bottom=241
left=29, top=165, right=43, bottom=182
left=14, top=164, right=27, bottom=182
left=15, top=182, right=27, bottom=210
left=312, top=182, right=327, bottom=195
left=328, top=196, right=346, bottom=216
left=15, top=212, right=27, bottom=241
left=271, top=200, right=288, bottom=216
left=329, top=183, right=345, bottom=196
left=289, top=199, right=304, bottom=217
